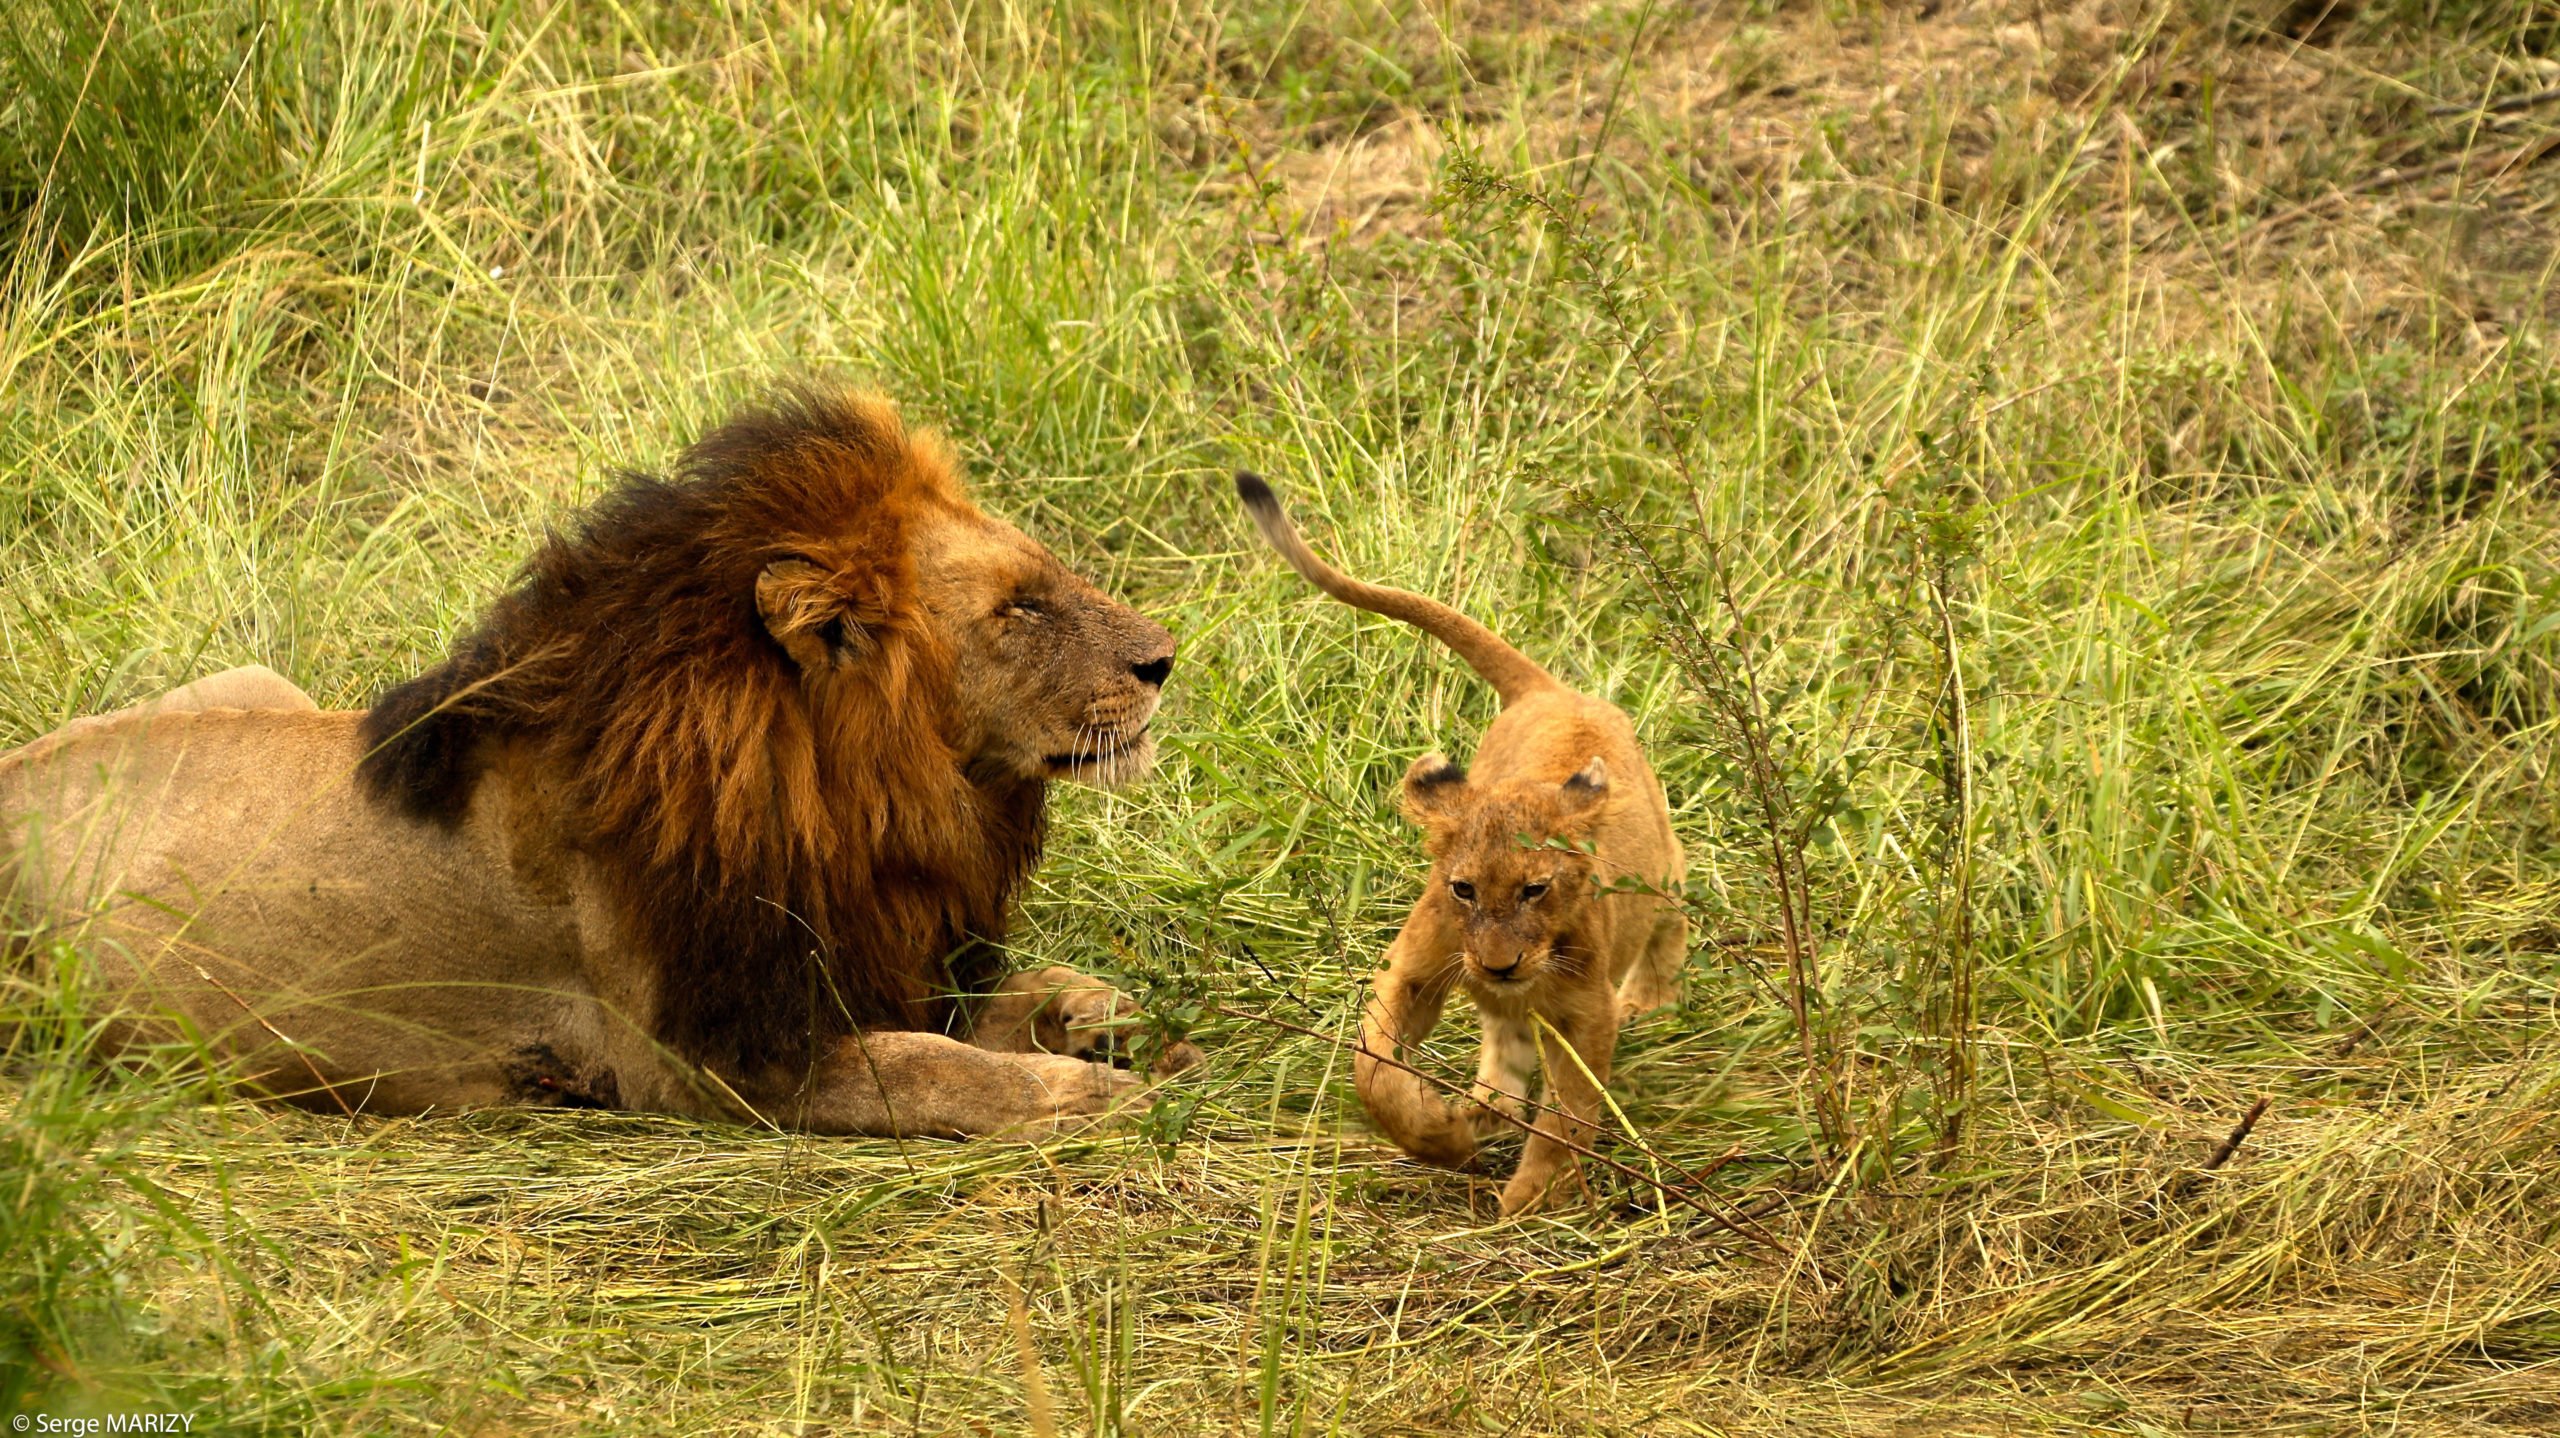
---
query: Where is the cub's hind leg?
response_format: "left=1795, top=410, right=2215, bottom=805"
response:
left=1615, top=905, right=1690, bottom=1025
left=18, top=665, right=317, bottom=758
left=145, top=664, right=315, bottom=715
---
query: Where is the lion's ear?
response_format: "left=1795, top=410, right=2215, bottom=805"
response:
left=1554, top=757, right=1610, bottom=828
left=1399, top=751, right=1470, bottom=826
left=757, top=557, right=873, bottom=669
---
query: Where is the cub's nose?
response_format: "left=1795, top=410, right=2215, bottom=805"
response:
left=1477, top=955, right=1520, bottom=979
left=1131, top=651, right=1174, bottom=688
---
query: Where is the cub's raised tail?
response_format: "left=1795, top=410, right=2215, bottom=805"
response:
left=1233, top=472, right=1559, bottom=705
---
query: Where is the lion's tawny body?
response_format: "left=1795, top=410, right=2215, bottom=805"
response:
left=4, top=704, right=618, bottom=1113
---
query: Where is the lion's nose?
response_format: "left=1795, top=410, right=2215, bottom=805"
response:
left=1478, top=955, right=1520, bottom=979
left=1131, top=651, right=1173, bottom=688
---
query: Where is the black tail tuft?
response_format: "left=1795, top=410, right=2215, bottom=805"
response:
left=1233, top=470, right=1277, bottom=512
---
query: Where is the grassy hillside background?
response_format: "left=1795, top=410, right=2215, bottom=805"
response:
left=7, top=0, right=2560, bottom=1431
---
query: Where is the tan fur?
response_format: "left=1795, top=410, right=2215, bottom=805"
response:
left=0, top=391, right=1193, bottom=1137
left=27, top=664, right=316, bottom=753
left=1237, top=474, right=1686, bottom=1216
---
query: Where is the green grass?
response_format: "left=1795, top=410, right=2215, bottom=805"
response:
left=7, top=0, right=2560, bottom=1430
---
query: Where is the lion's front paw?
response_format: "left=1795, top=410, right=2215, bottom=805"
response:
left=1033, top=979, right=1209, bottom=1078
left=1048, top=981, right=1143, bottom=1065
left=978, top=965, right=1144, bottom=1065
left=975, top=965, right=1206, bottom=1078
left=997, top=1054, right=1149, bottom=1138
left=1150, top=1038, right=1205, bottom=1077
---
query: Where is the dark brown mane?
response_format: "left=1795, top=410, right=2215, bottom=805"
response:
left=358, top=384, right=1044, bottom=1079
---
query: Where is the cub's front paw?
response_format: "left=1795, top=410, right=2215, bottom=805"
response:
left=1614, top=987, right=1678, bottom=1027
left=1497, top=1163, right=1580, bottom=1218
left=1467, top=1081, right=1529, bottom=1139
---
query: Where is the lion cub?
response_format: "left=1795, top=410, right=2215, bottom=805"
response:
left=1235, top=473, right=1688, bottom=1216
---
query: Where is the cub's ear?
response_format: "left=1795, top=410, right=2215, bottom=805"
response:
left=1555, top=756, right=1611, bottom=822
left=756, top=557, right=873, bottom=669
left=1400, top=751, right=1470, bottom=825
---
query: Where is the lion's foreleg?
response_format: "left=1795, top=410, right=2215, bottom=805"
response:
left=792, top=1029, right=1143, bottom=1138
left=1355, top=918, right=1480, bottom=1169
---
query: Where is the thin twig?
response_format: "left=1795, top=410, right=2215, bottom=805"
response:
left=2201, top=1097, right=2273, bottom=1173
left=1581, top=496, right=1848, bottom=1150
left=2333, top=1002, right=2400, bottom=1060
left=189, top=962, right=356, bottom=1119
left=1441, top=157, right=1860, bottom=1159
left=1925, top=544, right=1979, bottom=1153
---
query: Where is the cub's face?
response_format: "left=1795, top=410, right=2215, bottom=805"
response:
left=910, top=504, right=1174, bottom=789
left=1402, top=754, right=1613, bottom=987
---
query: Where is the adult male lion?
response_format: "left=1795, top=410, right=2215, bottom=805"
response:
left=1, top=385, right=1192, bottom=1136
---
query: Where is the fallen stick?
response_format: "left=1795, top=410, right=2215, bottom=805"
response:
left=2202, top=1096, right=2273, bottom=1172
left=2430, top=84, right=2560, bottom=118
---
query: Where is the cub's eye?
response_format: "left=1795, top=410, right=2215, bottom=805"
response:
left=1520, top=880, right=1550, bottom=901
left=1448, top=879, right=1477, bottom=903
left=999, top=596, right=1047, bottom=620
